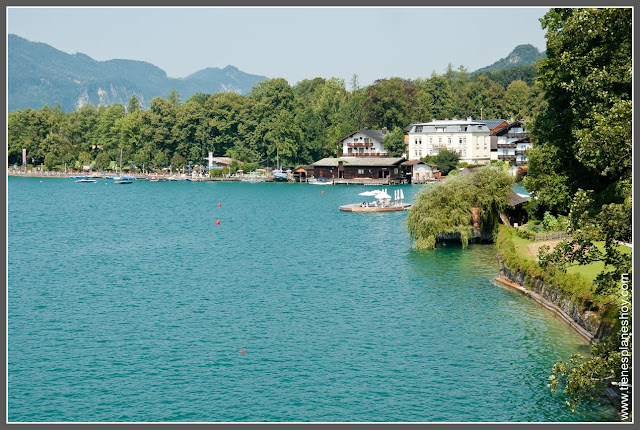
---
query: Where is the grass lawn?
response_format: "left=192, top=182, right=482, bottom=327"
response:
left=566, top=241, right=632, bottom=283
left=513, top=235, right=632, bottom=284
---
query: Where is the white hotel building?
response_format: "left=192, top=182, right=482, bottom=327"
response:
left=407, top=117, right=492, bottom=164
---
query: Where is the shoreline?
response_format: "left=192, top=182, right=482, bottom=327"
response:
left=493, top=276, right=594, bottom=343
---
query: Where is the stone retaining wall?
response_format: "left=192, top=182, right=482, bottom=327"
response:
left=498, top=259, right=615, bottom=342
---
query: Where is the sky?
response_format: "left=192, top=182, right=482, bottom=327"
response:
left=7, top=7, right=549, bottom=86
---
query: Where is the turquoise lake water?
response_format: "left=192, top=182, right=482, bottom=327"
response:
left=7, top=177, right=617, bottom=422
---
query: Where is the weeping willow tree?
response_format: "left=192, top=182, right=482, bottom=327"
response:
left=406, top=164, right=513, bottom=249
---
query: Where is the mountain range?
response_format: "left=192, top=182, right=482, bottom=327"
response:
left=8, top=34, right=268, bottom=112
left=8, top=35, right=545, bottom=112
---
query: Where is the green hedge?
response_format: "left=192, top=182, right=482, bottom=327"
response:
left=496, top=225, right=612, bottom=319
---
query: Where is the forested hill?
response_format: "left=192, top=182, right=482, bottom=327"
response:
left=473, top=44, right=546, bottom=75
left=8, top=34, right=268, bottom=112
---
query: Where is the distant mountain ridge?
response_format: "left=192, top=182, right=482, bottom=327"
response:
left=8, top=34, right=268, bottom=112
left=472, top=44, right=546, bottom=75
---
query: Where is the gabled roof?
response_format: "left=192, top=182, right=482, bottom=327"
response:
left=337, top=129, right=385, bottom=143
left=493, top=120, right=527, bottom=135
left=508, top=189, right=529, bottom=207
left=313, top=157, right=405, bottom=167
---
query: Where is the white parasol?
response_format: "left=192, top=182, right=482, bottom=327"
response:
left=359, top=190, right=380, bottom=197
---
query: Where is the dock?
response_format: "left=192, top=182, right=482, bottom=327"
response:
left=339, top=203, right=412, bottom=212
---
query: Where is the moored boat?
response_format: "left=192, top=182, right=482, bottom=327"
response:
left=308, top=176, right=332, bottom=185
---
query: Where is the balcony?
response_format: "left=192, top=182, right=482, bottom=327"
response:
left=342, top=152, right=388, bottom=157
left=347, top=142, right=374, bottom=148
left=505, top=132, right=529, bottom=138
left=497, top=142, right=516, bottom=148
left=515, top=150, right=528, bottom=156
left=498, top=154, right=516, bottom=161
left=515, top=160, right=527, bottom=166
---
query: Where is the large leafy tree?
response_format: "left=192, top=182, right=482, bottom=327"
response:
left=525, top=8, right=632, bottom=213
left=522, top=8, right=632, bottom=415
left=406, top=164, right=512, bottom=249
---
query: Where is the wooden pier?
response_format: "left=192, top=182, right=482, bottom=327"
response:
left=339, top=203, right=412, bottom=212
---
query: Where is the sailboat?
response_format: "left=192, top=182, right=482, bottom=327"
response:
left=272, top=146, right=288, bottom=182
left=113, top=148, right=134, bottom=184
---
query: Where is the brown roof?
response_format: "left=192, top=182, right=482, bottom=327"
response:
left=508, top=189, right=529, bottom=207
left=313, top=157, right=405, bottom=167
left=294, top=165, right=314, bottom=173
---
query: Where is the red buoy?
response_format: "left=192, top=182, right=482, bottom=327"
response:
left=321, top=190, right=325, bottom=194
left=216, top=220, right=221, bottom=225
left=218, top=203, right=222, bottom=207
left=241, top=349, right=246, bottom=354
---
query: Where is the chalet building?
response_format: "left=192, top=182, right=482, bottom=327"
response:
left=312, top=157, right=405, bottom=181
left=338, top=129, right=389, bottom=157
left=401, top=160, right=441, bottom=183
left=407, top=117, right=492, bottom=164
left=491, top=121, right=531, bottom=168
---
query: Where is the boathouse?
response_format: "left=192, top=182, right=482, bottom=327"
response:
left=293, top=165, right=315, bottom=182
left=401, top=160, right=441, bottom=183
left=312, top=157, right=405, bottom=182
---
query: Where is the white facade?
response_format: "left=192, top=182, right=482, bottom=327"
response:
left=495, top=122, right=530, bottom=167
left=407, top=118, right=491, bottom=164
left=341, top=132, right=387, bottom=156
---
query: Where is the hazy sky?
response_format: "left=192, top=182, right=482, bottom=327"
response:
left=8, top=7, right=549, bottom=86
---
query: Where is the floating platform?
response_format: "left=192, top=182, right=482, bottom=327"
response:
left=339, top=203, right=412, bottom=212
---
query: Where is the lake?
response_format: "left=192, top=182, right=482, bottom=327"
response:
left=7, top=177, right=617, bottom=422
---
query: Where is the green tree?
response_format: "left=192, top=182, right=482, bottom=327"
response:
left=432, top=149, right=460, bottom=176
left=168, top=88, right=181, bottom=108
left=364, top=78, right=416, bottom=130
left=171, top=153, right=187, bottom=171
left=94, top=151, right=112, bottom=170
left=406, top=164, right=512, bottom=249
left=383, top=127, right=406, bottom=157
left=127, top=93, right=142, bottom=113
left=526, top=8, right=632, bottom=214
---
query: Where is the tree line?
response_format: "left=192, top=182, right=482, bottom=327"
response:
left=8, top=66, right=544, bottom=171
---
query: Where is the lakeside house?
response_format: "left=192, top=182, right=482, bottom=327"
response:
left=337, top=129, right=389, bottom=157
left=490, top=120, right=531, bottom=171
left=406, top=117, right=492, bottom=164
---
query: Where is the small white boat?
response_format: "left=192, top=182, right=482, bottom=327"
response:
left=114, top=180, right=133, bottom=184
left=75, top=178, right=98, bottom=183
left=308, top=176, right=332, bottom=185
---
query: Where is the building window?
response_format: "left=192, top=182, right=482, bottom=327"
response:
left=358, top=169, right=364, bottom=174
left=415, top=126, right=423, bottom=132
left=448, top=137, right=452, bottom=144
left=459, top=137, right=463, bottom=144
left=429, top=137, right=433, bottom=144
left=438, top=137, right=442, bottom=144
